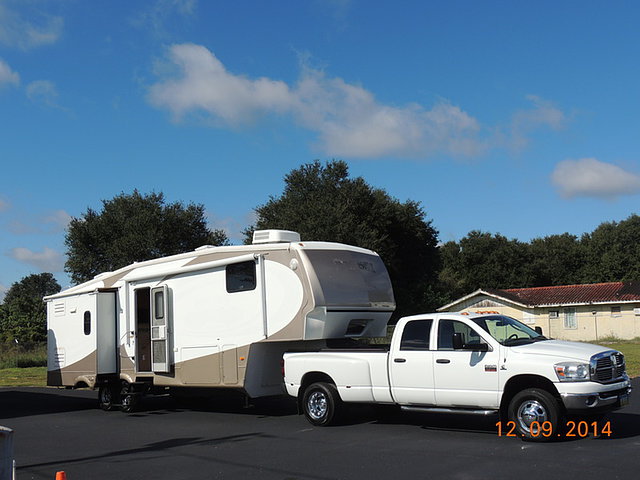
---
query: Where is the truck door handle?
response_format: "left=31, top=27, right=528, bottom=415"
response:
left=394, top=358, right=406, bottom=363
left=436, top=359, right=451, bottom=364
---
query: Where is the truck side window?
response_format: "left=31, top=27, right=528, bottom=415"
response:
left=438, top=320, right=481, bottom=350
left=400, top=320, right=432, bottom=350
left=226, top=261, right=257, bottom=293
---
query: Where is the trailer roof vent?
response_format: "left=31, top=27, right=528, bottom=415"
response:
left=252, top=230, right=301, bottom=244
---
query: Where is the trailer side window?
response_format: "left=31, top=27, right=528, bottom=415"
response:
left=226, top=261, right=256, bottom=293
left=83, top=311, right=91, bottom=335
left=400, top=320, right=432, bottom=350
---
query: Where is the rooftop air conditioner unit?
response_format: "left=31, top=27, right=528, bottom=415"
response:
left=252, top=230, right=301, bottom=245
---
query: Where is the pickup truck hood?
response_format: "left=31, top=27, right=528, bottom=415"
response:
left=510, top=340, right=613, bottom=362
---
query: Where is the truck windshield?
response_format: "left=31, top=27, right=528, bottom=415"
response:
left=304, top=250, right=395, bottom=307
left=471, top=315, right=547, bottom=346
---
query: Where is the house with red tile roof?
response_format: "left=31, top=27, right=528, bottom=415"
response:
left=438, top=282, right=640, bottom=341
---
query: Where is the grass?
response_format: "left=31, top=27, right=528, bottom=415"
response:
left=0, top=366, right=47, bottom=387
left=0, top=343, right=48, bottom=387
left=0, top=343, right=47, bottom=369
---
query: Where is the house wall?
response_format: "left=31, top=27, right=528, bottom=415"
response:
left=443, top=296, right=640, bottom=341
left=541, top=304, right=640, bottom=341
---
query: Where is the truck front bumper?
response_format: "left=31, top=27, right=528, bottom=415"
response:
left=560, top=379, right=632, bottom=412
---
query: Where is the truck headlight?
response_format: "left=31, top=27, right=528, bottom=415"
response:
left=554, top=362, right=590, bottom=382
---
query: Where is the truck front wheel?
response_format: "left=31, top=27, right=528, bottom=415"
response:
left=302, top=382, right=342, bottom=426
left=508, top=388, right=562, bottom=441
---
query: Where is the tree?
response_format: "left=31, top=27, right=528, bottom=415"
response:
left=581, top=214, right=640, bottom=283
left=528, top=233, right=585, bottom=286
left=0, top=273, right=61, bottom=343
left=245, top=160, right=441, bottom=317
left=437, top=231, right=533, bottom=303
left=65, top=190, right=228, bottom=284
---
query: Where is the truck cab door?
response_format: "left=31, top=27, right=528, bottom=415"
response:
left=432, top=319, right=500, bottom=408
left=389, top=319, right=435, bottom=405
left=150, top=286, right=170, bottom=373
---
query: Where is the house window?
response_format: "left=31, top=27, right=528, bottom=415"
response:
left=611, top=306, right=622, bottom=317
left=563, top=308, right=577, bottom=329
left=226, top=261, right=256, bottom=293
left=549, top=310, right=559, bottom=319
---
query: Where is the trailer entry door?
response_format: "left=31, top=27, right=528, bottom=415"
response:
left=151, top=286, right=170, bottom=373
left=96, top=291, right=118, bottom=374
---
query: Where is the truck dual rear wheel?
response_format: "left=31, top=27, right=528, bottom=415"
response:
left=508, top=388, right=562, bottom=441
left=302, top=382, right=342, bottom=426
left=98, top=385, right=118, bottom=411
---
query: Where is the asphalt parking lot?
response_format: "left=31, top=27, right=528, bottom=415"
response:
left=1, top=379, right=639, bottom=480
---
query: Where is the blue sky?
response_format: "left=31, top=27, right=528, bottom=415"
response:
left=1, top=0, right=640, bottom=297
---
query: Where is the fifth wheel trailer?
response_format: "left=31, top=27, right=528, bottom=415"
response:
left=45, top=230, right=395, bottom=411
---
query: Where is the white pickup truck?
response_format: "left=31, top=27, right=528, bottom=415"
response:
left=283, top=312, right=632, bottom=440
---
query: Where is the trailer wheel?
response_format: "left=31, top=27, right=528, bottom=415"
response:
left=508, top=388, right=562, bottom=442
left=98, top=385, right=118, bottom=411
left=120, top=381, right=139, bottom=413
left=302, top=382, right=342, bottom=426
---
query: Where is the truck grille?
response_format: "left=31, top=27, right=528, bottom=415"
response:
left=591, top=351, right=626, bottom=383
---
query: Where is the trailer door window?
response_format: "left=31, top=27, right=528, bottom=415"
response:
left=226, top=261, right=256, bottom=293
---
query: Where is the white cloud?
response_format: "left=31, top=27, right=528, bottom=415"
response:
left=43, top=209, right=72, bottom=232
left=508, top=95, right=566, bottom=151
left=7, top=209, right=72, bottom=234
left=9, top=247, right=64, bottom=273
left=0, top=58, right=20, bottom=88
left=0, top=283, right=7, bottom=303
left=26, top=80, right=61, bottom=108
left=0, top=198, right=9, bottom=212
left=132, top=0, right=197, bottom=37
left=148, top=44, right=491, bottom=159
left=0, top=1, right=63, bottom=50
left=148, top=44, right=293, bottom=125
left=551, top=158, right=640, bottom=199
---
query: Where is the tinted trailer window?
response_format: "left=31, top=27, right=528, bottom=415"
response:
left=304, top=250, right=394, bottom=306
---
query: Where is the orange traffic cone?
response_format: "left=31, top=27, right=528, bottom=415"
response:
left=55, top=472, right=67, bottom=480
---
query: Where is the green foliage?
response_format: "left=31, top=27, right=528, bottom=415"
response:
left=581, top=215, right=640, bottom=283
left=245, top=160, right=441, bottom=317
left=65, top=190, right=229, bottom=284
left=0, top=343, right=47, bottom=368
left=438, top=232, right=533, bottom=301
left=528, top=233, right=585, bottom=286
left=437, top=214, right=640, bottom=306
left=0, top=273, right=60, bottom=344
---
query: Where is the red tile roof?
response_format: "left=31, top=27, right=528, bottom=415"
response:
left=486, top=282, right=640, bottom=307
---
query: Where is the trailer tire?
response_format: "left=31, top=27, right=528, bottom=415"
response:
left=98, top=385, right=118, bottom=411
left=508, top=388, right=562, bottom=442
left=120, top=381, right=139, bottom=413
left=302, top=382, right=342, bottom=426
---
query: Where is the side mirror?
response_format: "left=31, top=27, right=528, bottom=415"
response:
left=452, top=332, right=465, bottom=350
left=453, top=332, right=489, bottom=351
left=534, top=326, right=543, bottom=335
